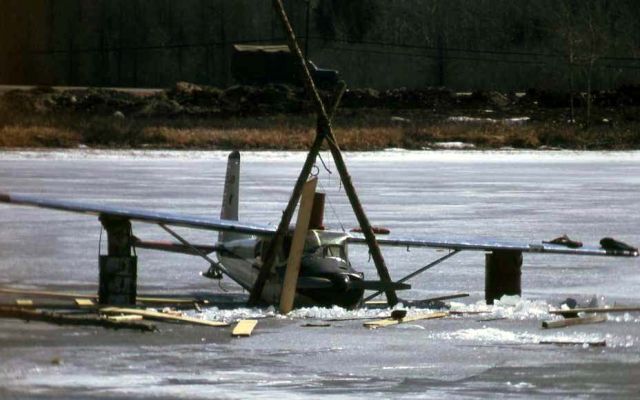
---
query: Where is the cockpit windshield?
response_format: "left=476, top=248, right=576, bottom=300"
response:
left=323, top=244, right=345, bottom=259
left=303, top=230, right=349, bottom=261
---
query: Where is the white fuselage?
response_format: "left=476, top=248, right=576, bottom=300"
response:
left=216, top=230, right=354, bottom=306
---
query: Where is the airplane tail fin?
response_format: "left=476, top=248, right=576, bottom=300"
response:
left=219, top=151, right=241, bottom=242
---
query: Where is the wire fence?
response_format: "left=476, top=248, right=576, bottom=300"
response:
left=6, top=36, right=640, bottom=70
left=3, top=35, right=640, bottom=88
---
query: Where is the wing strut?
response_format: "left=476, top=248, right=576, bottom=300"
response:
left=157, top=224, right=250, bottom=291
left=364, top=250, right=462, bottom=302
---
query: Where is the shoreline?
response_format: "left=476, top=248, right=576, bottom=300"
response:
left=2, top=148, right=640, bottom=165
left=1, top=85, right=639, bottom=151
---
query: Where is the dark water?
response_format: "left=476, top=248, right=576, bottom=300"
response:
left=1, top=150, right=639, bottom=399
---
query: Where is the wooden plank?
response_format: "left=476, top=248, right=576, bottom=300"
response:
left=542, top=315, right=606, bottom=329
left=75, top=298, right=95, bottom=307
left=106, top=315, right=143, bottom=322
left=279, top=178, right=317, bottom=314
left=549, top=306, right=640, bottom=315
left=232, top=319, right=258, bottom=337
left=0, top=303, right=86, bottom=310
left=449, top=310, right=491, bottom=315
left=100, top=307, right=229, bottom=327
left=0, top=288, right=94, bottom=299
left=0, top=288, right=198, bottom=304
left=15, top=299, right=33, bottom=306
left=248, top=136, right=325, bottom=304
left=303, top=322, right=331, bottom=327
left=421, top=293, right=469, bottom=302
left=0, top=306, right=156, bottom=331
left=539, top=340, right=606, bottom=347
left=137, top=296, right=198, bottom=304
left=364, top=311, right=448, bottom=329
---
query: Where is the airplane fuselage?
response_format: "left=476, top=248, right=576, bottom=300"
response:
left=216, top=229, right=366, bottom=308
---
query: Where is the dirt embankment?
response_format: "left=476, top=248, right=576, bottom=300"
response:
left=1, top=82, right=639, bottom=150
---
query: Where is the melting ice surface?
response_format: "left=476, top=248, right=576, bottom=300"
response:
left=1, top=149, right=640, bottom=398
left=189, top=294, right=639, bottom=347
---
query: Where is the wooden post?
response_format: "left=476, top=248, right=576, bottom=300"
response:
left=260, top=0, right=399, bottom=307
left=485, top=250, right=522, bottom=305
left=279, top=178, right=317, bottom=314
left=99, top=215, right=137, bottom=305
left=542, top=315, right=606, bottom=329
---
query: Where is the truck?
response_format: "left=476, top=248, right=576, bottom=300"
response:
left=231, top=44, right=340, bottom=89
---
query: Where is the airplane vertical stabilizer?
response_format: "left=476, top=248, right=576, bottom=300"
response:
left=219, top=151, right=241, bottom=242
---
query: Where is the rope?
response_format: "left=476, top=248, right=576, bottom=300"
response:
left=317, top=153, right=332, bottom=175
left=98, top=226, right=103, bottom=256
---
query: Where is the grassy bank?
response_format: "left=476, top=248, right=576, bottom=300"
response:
left=1, top=85, right=639, bottom=150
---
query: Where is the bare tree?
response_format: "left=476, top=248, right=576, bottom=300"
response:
left=553, top=0, right=612, bottom=126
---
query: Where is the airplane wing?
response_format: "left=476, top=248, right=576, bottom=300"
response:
left=347, top=234, right=639, bottom=257
left=2, top=192, right=637, bottom=257
left=0, top=192, right=277, bottom=237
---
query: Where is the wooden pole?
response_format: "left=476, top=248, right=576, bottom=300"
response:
left=549, top=306, right=640, bottom=315
left=542, top=315, right=606, bottom=329
left=279, top=178, right=317, bottom=314
left=267, top=0, right=399, bottom=306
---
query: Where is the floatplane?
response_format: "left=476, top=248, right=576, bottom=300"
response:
left=0, top=151, right=637, bottom=309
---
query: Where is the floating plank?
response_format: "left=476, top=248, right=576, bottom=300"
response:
left=100, top=307, right=228, bottom=327
left=0, top=306, right=155, bottom=331
left=106, top=315, right=144, bottom=322
left=449, top=310, right=491, bottom=315
left=137, top=297, right=199, bottom=304
left=418, top=293, right=470, bottom=303
left=0, top=303, right=81, bottom=310
left=477, top=317, right=507, bottom=322
left=324, top=316, right=383, bottom=322
left=549, top=306, right=640, bottom=315
left=75, top=298, right=95, bottom=307
left=302, top=322, right=331, bottom=327
left=539, top=340, right=606, bottom=347
left=232, top=319, right=258, bottom=337
left=0, top=288, right=94, bottom=299
left=0, top=288, right=198, bottom=304
left=15, top=299, right=33, bottom=306
left=364, top=311, right=448, bottom=329
left=542, top=315, right=606, bottom=329
left=279, top=178, right=317, bottom=314
left=364, top=300, right=387, bottom=306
